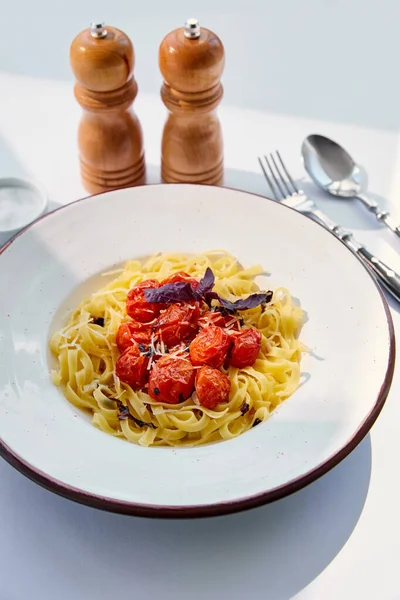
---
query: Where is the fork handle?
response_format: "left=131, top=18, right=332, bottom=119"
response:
left=356, top=194, right=400, bottom=238
left=311, top=209, right=400, bottom=302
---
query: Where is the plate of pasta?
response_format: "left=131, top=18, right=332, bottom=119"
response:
left=0, top=184, right=394, bottom=517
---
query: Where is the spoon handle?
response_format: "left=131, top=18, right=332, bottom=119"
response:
left=356, top=194, right=400, bottom=238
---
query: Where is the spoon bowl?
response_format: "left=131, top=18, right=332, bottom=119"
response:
left=302, top=134, right=400, bottom=237
left=301, top=134, right=367, bottom=197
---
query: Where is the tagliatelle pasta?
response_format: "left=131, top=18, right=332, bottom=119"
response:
left=49, top=251, right=304, bottom=447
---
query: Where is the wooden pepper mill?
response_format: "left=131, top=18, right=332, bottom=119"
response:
left=70, top=22, right=145, bottom=194
left=159, top=18, right=225, bottom=185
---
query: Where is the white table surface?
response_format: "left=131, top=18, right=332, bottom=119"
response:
left=1, top=2, right=400, bottom=598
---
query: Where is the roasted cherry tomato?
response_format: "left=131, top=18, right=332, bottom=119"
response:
left=198, top=310, right=227, bottom=328
left=189, top=326, right=231, bottom=368
left=161, top=271, right=199, bottom=290
left=115, top=342, right=149, bottom=388
left=198, top=309, right=241, bottom=330
left=126, top=280, right=164, bottom=323
left=230, top=327, right=262, bottom=368
left=148, top=355, right=195, bottom=404
left=116, top=320, right=153, bottom=352
left=195, top=365, right=231, bottom=409
left=155, top=302, right=200, bottom=347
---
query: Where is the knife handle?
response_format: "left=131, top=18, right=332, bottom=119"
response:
left=355, top=246, right=400, bottom=302
left=311, top=208, right=400, bottom=303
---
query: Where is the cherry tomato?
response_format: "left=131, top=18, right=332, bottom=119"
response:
left=126, top=280, right=164, bottom=323
left=161, top=271, right=199, bottom=290
left=115, top=342, right=149, bottom=388
left=230, top=327, right=262, bottom=368
left=189, top=326, right=231, bottom=368
left=116, top=320, right=152, bottom=352
left=155, top=302, right=200, bottom=347
left=198, top=309, right=241, bottom=330
left=148, top=355, right=195, bottom=404
left=195, top=365, right=231, bottom=409
left=198, top=310, right=227, bottom=328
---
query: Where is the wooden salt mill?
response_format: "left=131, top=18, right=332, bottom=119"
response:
left=70, top=22, right=145, bottom=194
left=159, top=19, right=225, bottom=185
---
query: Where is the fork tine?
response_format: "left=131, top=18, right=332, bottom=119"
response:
left=269, top=152, right=293, bottom=198
left=257, top=157, right=281, bottom=200
left=275, top=150, right=299, bottom=193
left=263, top=155, right=287, bottom=199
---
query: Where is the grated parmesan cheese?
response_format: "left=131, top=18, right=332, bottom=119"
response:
left=92, top=288, right=128, bottom=298
left=83, top=379, right=100, bottom=393
left=101, top=268, right=125, bottom=277
left=60, top=318, right=93, bottom=338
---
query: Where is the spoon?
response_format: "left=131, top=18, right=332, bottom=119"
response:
left=301, top=134, right=400, bottom=238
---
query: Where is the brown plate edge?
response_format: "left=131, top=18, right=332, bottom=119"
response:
left=0, top=183, right=395, bottom=519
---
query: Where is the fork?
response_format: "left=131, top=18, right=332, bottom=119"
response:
left=258, top=151, right=400, bottom=303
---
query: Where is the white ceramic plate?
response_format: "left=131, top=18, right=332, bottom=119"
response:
left=0, top=184, right=394, bottom=517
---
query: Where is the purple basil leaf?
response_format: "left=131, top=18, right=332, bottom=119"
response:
left=144, top=282, right=198, bottom=304
left=115, top=399, right=130, bottom=420
left=197, top=267, right=215, bottom=296
left=203, top=290, right=220, bottom=307
left=219, top=291, right=273, bottom=312
left=240, top=402, right=250, bottom=416
left=115, top=400, right=156, bottom=429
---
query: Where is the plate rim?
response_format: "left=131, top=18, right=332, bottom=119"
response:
left=0, top=183, right=395, bottom=518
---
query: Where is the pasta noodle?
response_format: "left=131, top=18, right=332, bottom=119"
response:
left=49, top=251, right=304, bottom=447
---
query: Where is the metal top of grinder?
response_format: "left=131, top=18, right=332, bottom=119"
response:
left=184, top=18, right=201, bottom=39
left=90, top=22, right=108, bottom=38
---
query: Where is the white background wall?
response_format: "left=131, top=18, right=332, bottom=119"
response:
left=1, top=0, right=399, bottom=130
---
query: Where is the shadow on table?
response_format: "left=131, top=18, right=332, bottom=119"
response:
left=0, top=434, right=372, bottom=600
left=383, top=292, right=400, bottom=316
left=224, top=167, right=395, bottom=234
